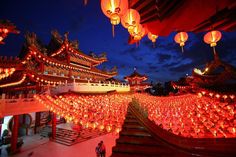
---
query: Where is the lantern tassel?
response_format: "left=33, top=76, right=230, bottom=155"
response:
left=153, top=42, right=155, bottom=48
left=84, top=0, right=88, bottom=5
left=112, top=25, right=115, bottom=38
left=181, top=46, right=184, bottom=53
left=213, top=46, right=216, bottom=56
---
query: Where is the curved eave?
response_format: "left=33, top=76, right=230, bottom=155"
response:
left=49, top=43, right=107, bottom=65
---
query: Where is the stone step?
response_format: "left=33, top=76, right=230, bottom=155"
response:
left=122, top=124, right=145, bottom=130
left=54, top=139, right=73, bottom=146
left=116, top=136, right=161, bottom=146
left=112, top=143, right=174, bottom=156
left=124, top=118, right=139, bottom=123
left=120, top=130, right=152, bottom=137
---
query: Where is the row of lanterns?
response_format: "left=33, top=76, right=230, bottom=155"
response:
left=0, top=74, right=26, bottom=88
left=0, top=68, right=15, bottom=80
left=100, top=0, right=222, bottom=52
left=35, top=93, right=132, bottom=134
left=135, top=93, right=236, bottom=138
left=101, top=0, right=157, bottom=44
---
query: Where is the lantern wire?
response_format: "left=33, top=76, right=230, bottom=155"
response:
left=213, top=46, right=216, bottom=56
left=112, top=25, right=115, bottom=37
left=153, top=42, right=155, bottom=48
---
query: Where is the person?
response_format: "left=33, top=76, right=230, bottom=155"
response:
left=95, top=142, right=101, bottom=157
left=100, top=141, right=106, bottom=157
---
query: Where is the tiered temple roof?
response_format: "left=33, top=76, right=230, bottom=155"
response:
left=0, top=31, right=117, bottom=90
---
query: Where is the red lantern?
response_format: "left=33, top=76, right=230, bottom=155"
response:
left=174, top=32, right=188, bottom=52
left=131, top=24, right=145, bottom=41
left=84, top=0, right=88, bottom=5
left=148, top=32, right=158, bottom=47
left=121, top=9, right=140, bottom=33
left=204, top=30, right=222, bottom=55
left=101, top=0, right=128, bottom=37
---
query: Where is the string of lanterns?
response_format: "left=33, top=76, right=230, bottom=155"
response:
left=35, top=93, right=132, bottom=134
left=0, top=68, right=15, bottom=80
left=0, top=74, right=26, bottom=88
left=100, top=1, right=222, bottom=52
left=134, top=93, right=236, bottom=138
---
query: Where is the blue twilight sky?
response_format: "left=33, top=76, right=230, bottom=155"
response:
left=0, top=0, right=236, bottom=83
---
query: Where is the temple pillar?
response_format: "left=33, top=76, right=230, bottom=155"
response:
left=51, top=113, right=57, bottom=139
left=34, top=112, right=41, bottom=134
left=11, top=115, right=19, bottom=153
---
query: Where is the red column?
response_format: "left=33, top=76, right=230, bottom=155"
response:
left=51, top=113, right=57, bottom=139
left=11, top=115, right=19, bottom=153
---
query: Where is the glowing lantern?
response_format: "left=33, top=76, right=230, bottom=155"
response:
left=121, top=9, right=140, bottom=33
left=101, top=0, right=128, bottom=37
left=204, top=30, right=222, bottom=55
left=174, top=32, right=188, bottom=52
left=84, top=0, right=88, bottom=5
left=148, top=32, right=158, bottom=47
left=131, top=24, right=145, bottom=41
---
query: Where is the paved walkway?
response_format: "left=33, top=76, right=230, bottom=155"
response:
left=1, top=133, right=118, bottom=157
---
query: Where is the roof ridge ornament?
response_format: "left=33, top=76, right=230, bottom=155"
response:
left=64, top=32, right=69, bottom=42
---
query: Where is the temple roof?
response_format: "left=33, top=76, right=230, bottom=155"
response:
left=19, top=31, right=107, bottom=66
left=124, top=69, right=148, bottom=81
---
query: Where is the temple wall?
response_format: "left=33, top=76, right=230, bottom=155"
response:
left=0, top=96, right=47, bottom=117
left=51, top=82, right=130, bottom=94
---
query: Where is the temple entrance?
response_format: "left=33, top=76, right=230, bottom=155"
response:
left=8, top=114, right=32, bottom=137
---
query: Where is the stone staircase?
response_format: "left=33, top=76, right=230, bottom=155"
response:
left=40, top=125, right=51, bottom=137
left=40, top=125, right=107, bottom=146
left=111, top=108, right=193, bottom=157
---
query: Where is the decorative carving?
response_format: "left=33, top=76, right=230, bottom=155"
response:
left=99, top=52, right=107, bottom=59
left=89, top=52, right=97, bottom=58
left=64, top=32, right=69, bottom=41
left=71, top=40, right=79, bottom=49
left=111, top=66, right=117, bottom=73
left=51, top=30, right=63, bottom=43
left=25, top=32, right=37, bottom=46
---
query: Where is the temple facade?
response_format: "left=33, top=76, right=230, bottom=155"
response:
left=124, top=69, right=150, bottom=92
left=0, top=31, right=130, bottom=96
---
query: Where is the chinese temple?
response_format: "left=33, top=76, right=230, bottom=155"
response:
left=124, top=68, right=150, bottom=92
left=0, top=0, right=236, bottom=156
left=0, top=30, right=130, bottom=95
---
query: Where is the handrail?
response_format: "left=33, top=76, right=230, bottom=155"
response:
left=129, top=101, right=236, bottom=157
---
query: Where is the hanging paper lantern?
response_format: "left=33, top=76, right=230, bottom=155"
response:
left=204, top=30, right=222, bottom=55
left=174, top=32, right=188, bottom=52
left=121, top=9, right=140, bottom=33
left=131, top=24, right=145, bottom=41
left=101, top=0, right=128, bottom=37
left=148, top=32, right=158, bottom=47
left=84, top=0, right=88, bottom=5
